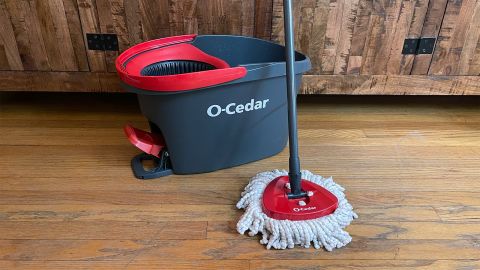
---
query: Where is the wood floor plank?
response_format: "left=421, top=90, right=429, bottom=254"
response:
left=435, top=206, right=480, bottom=223
left=3, top=126, right=480, bottom=146
left=1, top=189, right=479, bottom=207
left=1, top=148, right=479, bottom=192
left=74, top=120, right=472, bottom=132
left=1, top=260, right=250, bottom=270
left=0, top=205, right=240, bottom=222
left=3, top=144, right=480, bottom=165
left=2, top=259, right=478, bottom=270
left=1, top=145, right=480, bottom=183
left=1, top=169, right=480, bottom=200
left=0, top=175, right=478, bottom=193
left=0, top=221, right=207, bottom=240
left=250, top=259, right=480, bottom=270
left=207, top=221, right=480, bottom=240
left=0, top=239, right=478, bottom=261
left=6, top=204, right=476, bottom=223
left=3, top=108, right=480, bottom=127
left=0, top=189, right=239, bottom=205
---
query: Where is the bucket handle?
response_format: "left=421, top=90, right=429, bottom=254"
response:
left=116, top=35, right=197, bottom=70
left=116, top=35, right=247, bottom=92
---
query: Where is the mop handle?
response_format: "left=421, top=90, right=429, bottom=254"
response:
left=283, top=0, right=303, bottom=197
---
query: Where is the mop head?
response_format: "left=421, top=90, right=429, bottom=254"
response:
left=236, top=169, right=357, bottom=250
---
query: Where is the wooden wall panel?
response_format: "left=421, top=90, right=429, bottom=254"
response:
left=241, top=0, right=255, bottom=35
left=272, top=0, right=331, bottom=74
left=4, top=0, right=50, bottom=70
left=87, top=0, right=258, bottom=71
left=77, top=0, right=107, bottom=71
left=429, top=0, right=480, bottom=75
left=0, top=0, right=266, bottom=73
left=96, top=0, right=130, bottom=72
left=123, top=0, right=143, bottom=45
left=168, top=0, right=199, bottom=35
left=36, top=0, right=79, bottom=71
left=387, top=0, right=429, bottom=75
left=254, top=0, right=273, bottom=40
left=331, top=0, right=360, bottom=74
left=305, top=0, right=361, bottom=75
left=77, top=0, right=147, bottom=72
left=141, top=0, right=259, bottom=39
left=63, top=0, right=90, bottom=71
left=456, top=1, right=480, bottom=76
left=410, top=0, right=448, bottom=75
left=361, top=1, right=421, bottom=75
left=167, top=0, right=259, bottom=36
left=347, top=0, right=372, bottom=74
left=138, top=0, right=170, bottom=40
left=345, top=0, right=449, bottom=75
left=185, top=0, right=255, bottom=36
left=271, top=0, right=452, bottom=76
left=0, top=0, right=23, bottom=70
left=3, top=0, right=88, bottom=71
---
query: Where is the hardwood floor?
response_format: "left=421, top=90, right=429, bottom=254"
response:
left=1, top=93, right=479, bottom=269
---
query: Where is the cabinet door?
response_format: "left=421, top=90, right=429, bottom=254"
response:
left=271, top=0, right=454, bottom=76
left=428, top=0, right=480, bottom=76
left=0, top=0, right=88, bottom=71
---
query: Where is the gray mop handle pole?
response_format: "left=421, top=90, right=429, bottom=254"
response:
left=283, top=0, right=302, bottom=195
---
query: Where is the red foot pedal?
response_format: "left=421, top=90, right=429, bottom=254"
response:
left=123, top=124, right=165, bottom=157
left=262, top=176, right=338, bottom=220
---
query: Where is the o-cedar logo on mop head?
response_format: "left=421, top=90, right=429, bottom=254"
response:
left=207, top=99, right=270, bottom=118
left=293, top=206, right=317, bottom=212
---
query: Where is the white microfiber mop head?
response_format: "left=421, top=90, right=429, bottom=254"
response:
left=236, top=169, right=358, bottom=250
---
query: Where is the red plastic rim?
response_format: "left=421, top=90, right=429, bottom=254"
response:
left=115, top=34, right=247, bottom=92
left=262, top=176, right=339, bottom=220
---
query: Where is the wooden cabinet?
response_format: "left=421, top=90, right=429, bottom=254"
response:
left=0, top=0, right=479, bottom=94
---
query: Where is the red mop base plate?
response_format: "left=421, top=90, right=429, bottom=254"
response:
left=262, top=176, right=339, bottom=220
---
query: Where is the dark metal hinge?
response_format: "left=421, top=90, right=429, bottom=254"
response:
left=86, top=33, right=119, bottom=51
left=402, top=37, right=436, bottom=55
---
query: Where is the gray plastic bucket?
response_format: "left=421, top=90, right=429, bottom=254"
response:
left=117, top=35, right=311, bottom=176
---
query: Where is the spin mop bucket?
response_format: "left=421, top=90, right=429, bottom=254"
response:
left=116, top=35, right=311, bottom=179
